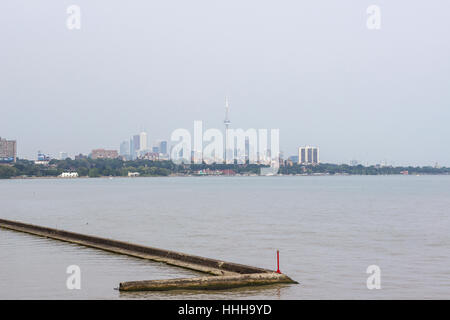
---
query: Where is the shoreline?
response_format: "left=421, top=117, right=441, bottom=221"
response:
left=5, top=172, right=450, bottom=180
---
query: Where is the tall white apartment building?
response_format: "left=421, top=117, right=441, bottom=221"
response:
left=298, top=146, right=319, bottom=164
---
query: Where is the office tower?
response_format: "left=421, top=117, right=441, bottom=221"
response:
left=120, top=141, right=130, bottom=157
left=298, top=146, right=320, bottom=164
left=152, top=146, right=159, bottom=153
left=159, top=140, right=168, bottom=155
left=133, top=135, right=140, bottom=151
left=0, top=137, right=17, bottom=163
left=245, top=136, right=249, bottom=162
left=131, top=135, right=140, bottom=159
left=129, top=138, right=134, bottom=159
left=139, top=132, right=147, bottom=152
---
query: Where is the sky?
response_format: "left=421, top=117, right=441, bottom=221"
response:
left=0, top=0, right=449, bottom=166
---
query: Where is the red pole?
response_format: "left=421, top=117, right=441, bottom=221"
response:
left=276, top=250, right=281, bottom=274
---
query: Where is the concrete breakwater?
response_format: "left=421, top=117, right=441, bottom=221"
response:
left=0, top=218, right=297, bottom=291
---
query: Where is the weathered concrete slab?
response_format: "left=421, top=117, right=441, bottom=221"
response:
left=119, top=273, right=297, bottom=291
left=0, top=218, right=298, bottom=291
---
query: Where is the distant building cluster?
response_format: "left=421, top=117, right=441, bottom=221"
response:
left=0, top=137, right=17, bottom=163
left=35, top=151, right=51, bottom=165
left=119, top=131, right=169, bottom=161
left=59, top=152, right=69, bottom=160
left=3, top=99, right=323, bottom=167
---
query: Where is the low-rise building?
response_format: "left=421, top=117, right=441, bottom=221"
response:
left=140, top=152, right=159, bottom=161
left=74, top=154, right=88, bottom=160
left=221, top=169, right=236, bottom=176
left=128, top=172, right=140, bottom=177
left=60, top=172, right=79, bottom=178
left=91, top=149, right=119, bottom=159
left=35, top=151, right=51, bottom=165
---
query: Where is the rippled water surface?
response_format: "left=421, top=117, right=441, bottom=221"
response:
left=1, top=176, right=449, bottom=299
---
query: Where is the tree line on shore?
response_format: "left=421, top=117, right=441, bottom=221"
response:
left=0, top=158, right=449, bottom=179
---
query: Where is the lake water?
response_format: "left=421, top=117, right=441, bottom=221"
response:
left=0, top=175, right=449, bottom=299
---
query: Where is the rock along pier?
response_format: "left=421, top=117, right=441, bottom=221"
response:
left=0, top=218, right=298, bottom=291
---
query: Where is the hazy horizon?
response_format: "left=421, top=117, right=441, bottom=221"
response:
left=1, top=1, right=449, bottom=166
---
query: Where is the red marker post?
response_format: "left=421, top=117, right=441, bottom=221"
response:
left=276, top=250, right=281, bottom=274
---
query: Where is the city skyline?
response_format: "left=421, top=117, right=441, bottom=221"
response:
left=1, top=104, right=448, bottom=167
left=1, top=1, right=449, bottom=166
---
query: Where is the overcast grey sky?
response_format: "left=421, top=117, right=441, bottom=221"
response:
left=1, top=1, right=449, bottom=166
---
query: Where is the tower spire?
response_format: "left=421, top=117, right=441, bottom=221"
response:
left=224, top=97, right=231, bottom=129
left=224, top=97, right=231, bottom=164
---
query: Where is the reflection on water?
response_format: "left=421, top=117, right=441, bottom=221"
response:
left=119, top=284, right=291, bottom=300
left=1, top=176, right=449, bottom=299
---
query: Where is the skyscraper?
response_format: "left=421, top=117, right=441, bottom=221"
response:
left=159, top=140, right=168, bottom=155
left=131, top=135, right=140, bottom=159
left=120, top=141, right=130, bottom=158
left=140, top=132, right=147, bottom=152
left=298, top=146, right=320, bottom=164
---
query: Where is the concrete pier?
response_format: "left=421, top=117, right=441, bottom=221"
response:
left=119, top=273, right=295, bottom=291
left=0, top=218, right=298, bottom=291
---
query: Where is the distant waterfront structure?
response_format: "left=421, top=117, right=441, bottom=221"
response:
left=90, top=149, right=119, bottom=159
left=0, top=137, right=17, bottom=163
left=60, top=172, right=78, bottom=178
left=298, top=146, right=319, bottom=164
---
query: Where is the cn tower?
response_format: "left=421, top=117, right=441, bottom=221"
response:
left=224, top=97, right=231, bottom=163
left=224, top=97, right=231, bottom=130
